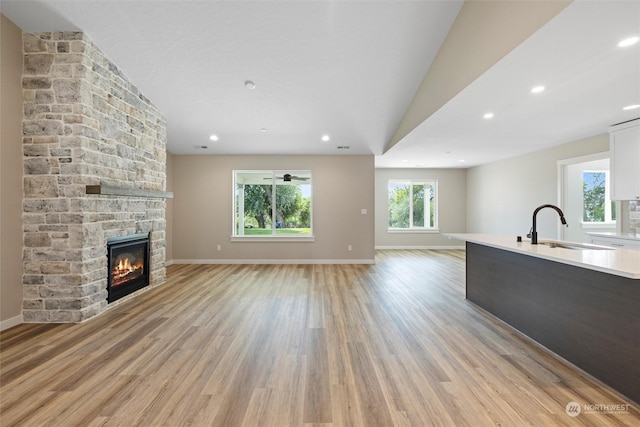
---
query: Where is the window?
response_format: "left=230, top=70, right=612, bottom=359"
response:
left=388, top=179, right=437, bottom=230
left=582, top=171, right=615, bottom=223
left=234, top=171, right=312, bottom=237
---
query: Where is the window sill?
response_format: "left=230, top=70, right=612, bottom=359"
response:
left=580, top=222, right=616, bottom=229
left=231, top=236, right=316, bottom=242
left=387, top=229, right=440, bottom=234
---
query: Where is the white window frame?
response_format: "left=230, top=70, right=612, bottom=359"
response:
left=387, top=179, right=439, bottom=233
left=232, top=170, right=314, bottom=241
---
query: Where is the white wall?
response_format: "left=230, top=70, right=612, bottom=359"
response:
left=466, top=134, right=609, bottom=239
left=375, top=168, right=466, bottom=248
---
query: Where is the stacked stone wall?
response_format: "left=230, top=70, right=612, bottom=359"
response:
left=22, top=32, right=167, bottom=322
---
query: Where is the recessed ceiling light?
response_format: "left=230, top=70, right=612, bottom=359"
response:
left=244, top=80, right=256, bottom=89
left=458, top=159, right=465, bottom=163
left=623, top=104, right=640, bottom=110
left=321, top=134, right=330, bottom=142
left=261, top=128, right=267, bottom=132
left=483, top=112, right=494, bottom=119
left=618, top=36, right=639, bottom=47
left=209, top=134, right=219, bottom=141
left=531, top=85, right=545, bottom=94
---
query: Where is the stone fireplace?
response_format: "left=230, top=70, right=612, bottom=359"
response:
left=21, top=31, right=168, bottom=322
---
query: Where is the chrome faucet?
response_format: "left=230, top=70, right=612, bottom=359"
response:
left=529, top=204, right=568, bottom=244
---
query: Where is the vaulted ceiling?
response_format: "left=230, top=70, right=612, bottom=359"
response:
left=3, top=1, right=639, bottom=168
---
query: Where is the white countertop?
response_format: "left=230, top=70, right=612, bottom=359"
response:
left=586, top=232, right=640, bottom=242
left=447, top=233, right=640, bottom=279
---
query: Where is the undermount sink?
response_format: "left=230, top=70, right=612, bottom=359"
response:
left=538, top=240, right=614, bottom=250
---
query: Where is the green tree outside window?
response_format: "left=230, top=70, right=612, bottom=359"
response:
left=388, top=180, right=437, bottom=229
left=582, top=171, right=615, bottom=223
left=235, top=171, right=312, bottom=236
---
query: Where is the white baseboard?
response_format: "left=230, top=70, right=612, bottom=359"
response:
left=166, top=248, right=465, bottom=266
left=375, top=245, right=465, bottom=250
left=170, top=258, right=376, bottom=265
left=1, top=313, right=23, bottom=331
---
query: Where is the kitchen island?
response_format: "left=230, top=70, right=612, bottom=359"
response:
left=448, top=234, right=639, bottom=404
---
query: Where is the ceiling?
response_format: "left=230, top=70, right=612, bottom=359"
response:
left=2, top=1, right=639, bottom=169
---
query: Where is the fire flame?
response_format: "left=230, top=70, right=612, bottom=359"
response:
left=111, top=254, right=144, bottom=286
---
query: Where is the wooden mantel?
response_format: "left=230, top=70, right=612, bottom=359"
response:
left=86, top=185, right=173, bottom=199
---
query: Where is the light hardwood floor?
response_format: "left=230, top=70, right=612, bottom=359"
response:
left=1, top=250, right=638, bottom=426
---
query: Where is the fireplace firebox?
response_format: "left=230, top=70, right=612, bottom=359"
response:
left=107, top=233, right=150, bottom=303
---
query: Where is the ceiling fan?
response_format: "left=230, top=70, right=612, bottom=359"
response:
left=264, top=173, right=310, bottom=182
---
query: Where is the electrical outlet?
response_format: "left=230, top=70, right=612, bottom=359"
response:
left=348, top=245, right=352, bottom=251
left=217, top=244, right=222, bottom=251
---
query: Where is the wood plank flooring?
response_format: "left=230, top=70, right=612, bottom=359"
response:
left=1, top=250, right=638, bottom=426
